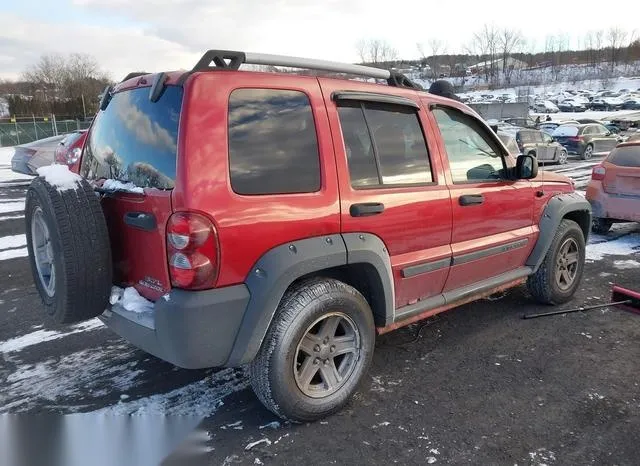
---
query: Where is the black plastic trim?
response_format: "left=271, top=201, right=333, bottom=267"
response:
left=453, top=239, right=529, bottom=266
left=402, top=257, right=451, bottom=278
left=192, top=50, right=246, bottom=72
left=100, top=285, right=250, bottom=369
left=227, top=235, right=347, bottom=366
left=443, top=267, right=532, bottom=304
left=350, top=202, right=385, bottom=217
left=332, top=91, right=419, bottom=108
left=387, top=71, right=423, bottom=90
left=526, top=192, right=592, bottom=272
left=394, top=294, right=446, bottom=321
left=149, top=72, right=168, bottom=103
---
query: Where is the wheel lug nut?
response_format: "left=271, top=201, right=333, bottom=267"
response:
left=323, top=337, right=329, bottom=344
left=323, top=359, right=329, bottom=366
left=313, top=358, right=319, bottom=365
left=314, top=345, right=321, bottom=352
left=330, top=345, right=336, bottom=353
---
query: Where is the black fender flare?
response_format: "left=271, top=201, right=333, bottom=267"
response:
left=526, top=192, right=591, bottom=272
left=225, top=233, right=394, bottom=366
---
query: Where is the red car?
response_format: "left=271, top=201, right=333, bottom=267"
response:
left=25, top=50, right=591, bottom=421
left=54, top=130, right=87, bottom=173
left=586, top=141, right=640, bottom=233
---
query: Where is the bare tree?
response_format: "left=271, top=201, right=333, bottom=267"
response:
left=498, top=28, right=523, bottom=84
left=594, top=29, right=604, bottom=66
left=355, top=39, right=398, bottom=65
left=608, top=27, right=628, bottom=70
left=468, top=24, right=499, bottom=85
left=22, top=54, right=68, bottom=100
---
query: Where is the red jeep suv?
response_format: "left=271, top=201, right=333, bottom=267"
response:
left=25, top=50, right=591, bottom=421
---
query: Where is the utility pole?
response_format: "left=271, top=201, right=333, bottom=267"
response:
left=81, top=94, right=87, bottom=120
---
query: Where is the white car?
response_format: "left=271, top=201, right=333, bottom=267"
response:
left=534, top=100, right=560, bottom=113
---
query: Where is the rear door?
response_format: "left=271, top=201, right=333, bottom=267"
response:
left=429, top=105, right=536, bottom=291
left=320, top=79, right=453, bottom=309
left=81, top=85, right=182, bottom=299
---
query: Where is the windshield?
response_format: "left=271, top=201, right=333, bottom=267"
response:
left=608, top=146, right=640, bottom=167
left=552, top=126, right=579, bottom=137
left=81, top=85, right=182, bottom=189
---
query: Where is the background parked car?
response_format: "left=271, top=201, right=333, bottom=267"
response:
left=502, top=117, right=538, bottom=129
left=54, top=130, right=87, bottom=173
left=533, top=100, right=559, bottom=113
left=10, top=134, right=67, bottom=176
left=622, top=98, right=640, bottom=110
left=589, top=97, right=624, bottom=111
left=552, top=123, right=621, bottom=160
left=586, top=141, right=640, bottom=233
left=516, top=128, right=568, bottom=164
left=557, top=100, right=586, bottom=112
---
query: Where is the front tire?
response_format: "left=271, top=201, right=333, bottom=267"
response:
left=527, top=219, right=585, bottom=305
left=250, top=278, right=375, bottom=422
left=592, top=217, right=613, bottom=234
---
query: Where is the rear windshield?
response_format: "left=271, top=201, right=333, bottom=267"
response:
left=552, top=126, right=579, bottom=137
left=608, top=146, right=640, bottom=167
left=81, top=85, right=182, bottom=189
left=60, top=131, right=84, bottom=147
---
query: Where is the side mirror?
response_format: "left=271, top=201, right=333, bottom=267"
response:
left=516, top=154, right=538, bottom=179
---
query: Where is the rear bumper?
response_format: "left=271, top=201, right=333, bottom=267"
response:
left=586, top=183, right=640, bottom=222
left=99, top=285, right=250, bottom=369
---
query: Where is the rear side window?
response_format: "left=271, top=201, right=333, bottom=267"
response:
left=228, top=89, right=320, bottom=195
left=82, top=86, right=181, bottom=190
left=337, top=101, right=432, bottom=188
left=608, top=146, right=640, bottom=167
left=519, top=131, right=534, bottom=143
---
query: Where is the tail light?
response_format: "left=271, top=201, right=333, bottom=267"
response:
left=167, top=212, right=219, bottom=289
left=568, top=136, right=584, bottom=143
left=56, top=147, right=82, bottom=165
left=591, top=165, right=606, bottom=181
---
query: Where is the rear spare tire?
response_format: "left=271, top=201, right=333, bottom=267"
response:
left=25, top=172, right=112, bottom=324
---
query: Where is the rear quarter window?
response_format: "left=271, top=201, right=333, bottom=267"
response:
left=608, top=146, right=640, bottom=167
left=228, top=89, right=320, bottom=195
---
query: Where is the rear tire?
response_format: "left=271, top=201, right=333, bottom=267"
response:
left=592, top=217, right=613, bottom=234
left=527, top=219, right=585, bottom=305
left=25, top=176, right=112, bottom=324
left=250, top=278, right=375, bottom=422
left=581, top=144, right=594, bottom=160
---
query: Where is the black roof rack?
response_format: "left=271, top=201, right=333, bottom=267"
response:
left=189, top=50, right=422, bottom=90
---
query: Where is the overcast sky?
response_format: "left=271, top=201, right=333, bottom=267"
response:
left=1, top=0, right=639, bottom=80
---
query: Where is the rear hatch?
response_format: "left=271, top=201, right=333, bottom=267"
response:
left=552, top=125, right=580, bottom=152
left=602, top=146, right=640, bottom=197
left=80, top=84, right=182, bottom=300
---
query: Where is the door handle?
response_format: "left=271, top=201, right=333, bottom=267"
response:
left=350, top=202, right=385, bottom=217
left=459, top=194, right=484, bottom=206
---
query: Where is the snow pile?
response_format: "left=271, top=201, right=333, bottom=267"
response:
left=102, top=179, right=144, bottom=194
left=110, top=286, right=154, bottom=313
left=37, top=164, right=82, bottom=191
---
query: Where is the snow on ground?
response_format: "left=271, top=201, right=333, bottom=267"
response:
left=0, top=201, right=25, bottom=214
left=0, top=248, right=27, bottom=261
left=98, top=367, right=248, bottom=416
left=0, top=234, right=27, bottom=261
left=533, top=110, right=639, bottom=122
left=0, top=146, right=32, bottom=186
left=586, top=233, right=640, bottom=261
left=0, top=319, right=103, bottom=353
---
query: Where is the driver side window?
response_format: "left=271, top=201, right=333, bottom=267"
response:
left=433, top=107, right=506, bottom=183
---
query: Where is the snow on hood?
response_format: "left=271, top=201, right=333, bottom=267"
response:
left=101, top=179, right=144, bottom=194
left=36, top=164, right=82, bottom=191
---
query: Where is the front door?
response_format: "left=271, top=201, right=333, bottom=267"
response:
left=320, top=79, right=452, bottom=309
left=591, top=124, right=619, bottom=154
left=429, top=105, right=537, bottom=291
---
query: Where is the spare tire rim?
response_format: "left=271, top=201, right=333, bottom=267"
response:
left=555, top=237, right=579, bottom=291
left=294, top=312, right=361, bottom=399
left=32, top=207, right=55, bottom=297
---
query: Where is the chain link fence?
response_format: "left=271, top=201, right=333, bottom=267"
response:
left=0, top=116, right=92, bottom=147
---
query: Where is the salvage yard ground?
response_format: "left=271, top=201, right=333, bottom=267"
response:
left=0, top=146, right=638, bottom=465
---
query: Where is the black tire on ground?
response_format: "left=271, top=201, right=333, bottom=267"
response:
left=527, top=219, right=586, bottom=305
left=592, top=217, right=613, bottom=234
left=25, top=176, right=112, bottom=324
left=581, top=144, right=594, bottom=160
left=249, top=277, right=375, bottom=422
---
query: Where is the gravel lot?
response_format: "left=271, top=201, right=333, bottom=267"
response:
left=0, top=153, right=638, bottom=466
